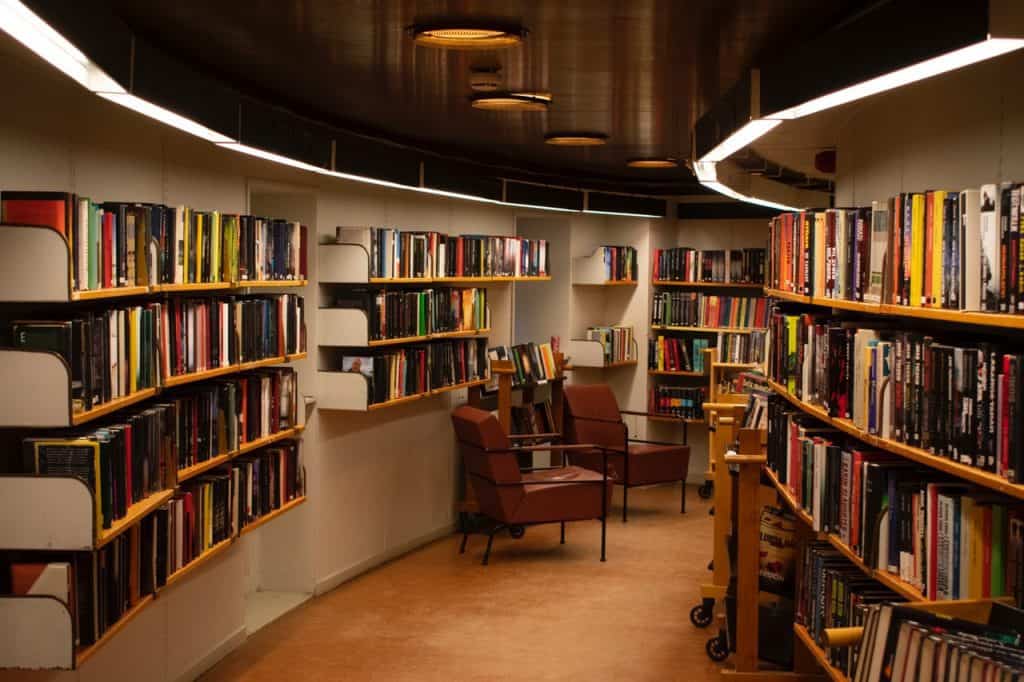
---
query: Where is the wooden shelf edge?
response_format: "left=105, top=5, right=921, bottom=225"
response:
left=648, top=369, right=705, bottom=377
left=367, top=335, right=430, bottom=347
left=164, top=355, right=298, bottom=388
left=71, top=285, right=150, bottom=301
left=162, top=538, right=235, bottom=590
left=96, top=489, right=176, bottom=549
left=572, top=279, right=638, bottom=287
left=763, top=466, right=816, bottom=529
left=177, top=426, right=305, bottom=483
left=176, top=454, right=231, bottom=483
left=652, top=280, right=764, bottom=289
left=239, top=496, right=306, bottom=536
left=366, top=392, right=429, bottom=410
left=232, top=279, right=307, bottom=289
left=793, top=623, right=849, bottom=682
left=75, top=594, right=155, bottom=667
left=647, top=414, right=705, bottom=424
left=765, top=380, right=1024, bottom=501
left=650, top=325, right=764, bottom=334
left=430, top=377, right=489, bottom=395
left=72, top=387, right=159, bottom=425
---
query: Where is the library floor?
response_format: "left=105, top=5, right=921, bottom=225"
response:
left=202, top=484, right=719, bottom=682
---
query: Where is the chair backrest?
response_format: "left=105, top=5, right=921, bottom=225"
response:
left=563, top=384, right=625, bottom=451
left=450, top=405, right=524, bottom=521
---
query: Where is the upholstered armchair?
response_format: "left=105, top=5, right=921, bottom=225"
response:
left=451, top=405, right=613, bottom=565
left=562, top=384, right=691, bottom=522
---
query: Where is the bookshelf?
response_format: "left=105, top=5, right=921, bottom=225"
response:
left=177, top=425, right=306, bottom=483
left=650, top=325, right=764, bottom=334
left=239, top=496, right=307, bottom=536
left=793, top=624, right=848, bottom=682
left=317, top=371, right=490, bottom=411
left=571, top=246, right=638, bottom=286
left=318, top=308, right=490, bottom=348
left=766, top=378, right=1024, bottom=501
left=652, top=280, right=763, bottom=290
left=566, top=336, right=638, bottom=368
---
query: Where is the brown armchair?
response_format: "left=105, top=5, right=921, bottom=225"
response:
left=451, top=405, right=613, bottom=565
left=562, top=384, right=691, bottom=522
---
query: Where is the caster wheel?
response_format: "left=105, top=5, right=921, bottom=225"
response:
left=509, top=525, right=526, bottom=539
left=690, top=604, right=712, bottom=628
left=706, top=636, right=729, bottom=662
left=708, top=560, right=713, bottom=571
left=698, top=482, right=713, bottom=499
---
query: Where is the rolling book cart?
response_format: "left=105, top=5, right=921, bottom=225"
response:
left=0, top=220, right=309, bottom=670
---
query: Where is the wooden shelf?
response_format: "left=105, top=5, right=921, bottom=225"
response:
left=71, top=285, right=150, bottom=301
left=232, top=279, right=307, bottom=289
left=572, top=280, right=637, bottom=287
left=513, top=275, right=552, bottom=282
left=369, top=276, right=432, bottom=284
left=794, top=623, right=849, bottom=682
left=367, top=334, right=430, bottom=347
left=72, top=387, right=159, bottom=426
left=286, top=352, right=307, bottom=362
left=652, top=280, right=764, bottom=289
left=432, top=328, right=491, bottom=339
left=163, top=538, right=235, bottom=589
left=650, top=325, right=765, bottom=334
left=603, top=360, right=638, bottom=368
left=96, top=489, right=177, bottom=549
left=647, top=414, right=705, bottom=424
left=154, top=281, right=232, bottom=293
left=240, top=496, right=307, bottom=536
left=430, top=377, right=489, bottom=395
left=177, top=426, right=305, bottom=483
left=366, top=392, right=429, bottom=410
left=163, top=355, right=294, bottom=388
left=75, top=594, right=155, bottom=667
left=762, top=466, right=815, bottom=529
left=366, top=275, right=550, bottom=284
left=766, top=379, right=1024, bottom=501
left=648, top=369, right=705, bottom=377
left=715, top=362, right=760, bottom=370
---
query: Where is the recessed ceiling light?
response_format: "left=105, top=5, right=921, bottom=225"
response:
left=471, top=92, right=550, bottom=111
left=626, top=158, right=678, bottom=168
left=544, top=132, right=608, bottom=147
left=469, top=68, right=502, bottom=92
left=412, top=25, right=526, bottom=49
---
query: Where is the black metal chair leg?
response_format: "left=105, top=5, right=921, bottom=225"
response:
left=600, top=514, right=607, bottom=562
left=681, top=480, right=687, bottom=514
left=622, top=485, right=629, bottom=523
left=560, top=521, right=566, bottom=544
left=459, top=532, right=469, bottom=554
left=482, top=529, right=496, bottom=566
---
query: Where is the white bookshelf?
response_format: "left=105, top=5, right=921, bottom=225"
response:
left=0, top=350, right=81, bottom=427
left=0, top=596, right=74, bottom=670
left=571, top=246, right=636, bottom=286
left=0, top=476, right=95, bottom=550
left=318, top=242, right=372, bottom=284
left=567, top=337, right=639, bottom=368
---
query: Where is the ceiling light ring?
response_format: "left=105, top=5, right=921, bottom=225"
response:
left=470, top=92, right=550, bottom=112
left=544, top=132, right=609, bottom=147
left=411, top=23, right=527, bottom=50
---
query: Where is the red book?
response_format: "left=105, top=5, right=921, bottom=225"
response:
left=102, top=212, right=114, bottom=288
left=653, top=249, right=660, bottom=280
left=1001, top=356, right=1012, bottom=476
left=1, top=191, right=71, bottom=236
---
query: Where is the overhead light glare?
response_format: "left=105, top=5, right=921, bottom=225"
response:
left=413, top=25, right=525, bottom=49
left=471, top=92, right=550, bottom=112
left=699, top=179, right=799, bottom=212
left=584, top=209, right=662, bottom=218
left=626, top=158, right=678, bottom=169
left=99, top=93, right=233, bottom=143
left=768, top=38, right=1024, bottom=120
left=544, top=132, right=608, bottom=147
left=0, top=0, right=124, bottom=93
left=700, top=119, right=782, bottom=163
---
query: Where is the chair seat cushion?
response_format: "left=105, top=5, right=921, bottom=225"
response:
left=625, top=444, right=690, bottom=486
left=510, top=466, right=612, bottom=524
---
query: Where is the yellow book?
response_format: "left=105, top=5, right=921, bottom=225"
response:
left=211, top=211, right=222, bottom=284
left=786, top=316, right=798, bottom=394
left=931, top=190, right=946, bottom=308
left=814, top=212, right=827, bottom=297
left=34, top=440, right=103, bottom=536
left=910, top=193, right=925, bottom=306
left=195, top=212, right=205, bottom=283
left=129, top=307, right=139, bottom=394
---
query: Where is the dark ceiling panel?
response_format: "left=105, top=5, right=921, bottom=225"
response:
left=506, top=182, right=583, bottom=211
left=103, top=0, right=862, bottom=192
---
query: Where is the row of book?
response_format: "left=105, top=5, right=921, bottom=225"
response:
left=648, top=385, right=706, bottom=420
left=767, top=183, right=1024, bottom=313
left=768, top=310, right=1024, bottom=482
left=648, top=335, right=708, bottom=373
left=336, top=227, right=550, bottom=280
left=3, top=441, right=303, bottom=648
left=852, top=601, right=1024, bottom=682
left=652, top=247, right=766, bottom=283
left=5, top=295, right=306, bottom=414
left=329, top=286, right=489, bottom=340
left=651, top=292, right=769, bottom=328
left=598, top=245, right=637, bottom=282
left=717, top=330, right=768, bottom=365
left=584, top=325, right=635, bottom=365
left=0, top=190, right=307, bottom=293
left=510, top=399, right=557, bottom=440
left=341, top=338, right=488, bottom=403
left=489, top=342, right=559, bottom=387
left=769, top=396, right=1023, bottom=603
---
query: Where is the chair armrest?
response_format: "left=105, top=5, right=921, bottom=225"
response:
left=570, top=414, right=624, bottom=425
left=509, top=432, right=562, bottom=441
left=628, top=437, right=687, bottom=447
left=512, top=443, right=614, bottom=453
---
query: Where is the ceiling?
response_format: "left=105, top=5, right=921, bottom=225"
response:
left=106, top=0, right=863, bottom=195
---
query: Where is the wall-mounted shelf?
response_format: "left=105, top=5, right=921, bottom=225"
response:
left=571, top=247, right=637, bottom=286
left=647, top=369, right=705, bottom=377
left=647, top=415, right=705, bottom=424
left=650, top=325, right=764, bottom=334
left=240, top=496, right=307, bottom=536
left=566, top=337, right=638, bottom=368
left=0, top=596, right=75, bottom=670
left=318, top=308, right=488, bottom=348
left=652, top=280, right=763, bottom=289
left=177, top=425, right=306, bottom=483
left=317, top=371, right=489, bottom=411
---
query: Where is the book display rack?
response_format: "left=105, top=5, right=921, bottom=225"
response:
left=0, top=200, right=310, bottom=670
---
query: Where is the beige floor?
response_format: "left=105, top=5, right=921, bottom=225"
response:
left=202, top=484, right=721, bottom=682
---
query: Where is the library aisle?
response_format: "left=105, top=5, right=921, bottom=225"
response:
left=201, top=485, right=717, bottom=682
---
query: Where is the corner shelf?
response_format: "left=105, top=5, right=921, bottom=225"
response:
left=318, top=308, right=489, bottom=348
left=652, top=279, right=764, bottom=290
left=317, top=370, right=489, bottom=411
left=571, top=246, right=637, bottom=286
left=767, top=379, right=1024, bottom=501
left=566, top=337, right=638, bottom=369
left=650, top=325, right=764, bottom=334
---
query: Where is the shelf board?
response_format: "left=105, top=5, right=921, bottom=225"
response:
left=430, top=377, right=489, bottom=395
left=366, top=392, right=429, bottom=410
left=367, top=334, right=430, bottom=347
left=286, top=352, right=307, bottom=362
left=71, top=285, right=150, bottom=301
left=794, top=623, right=849, bottom=682
left=766, top=379, right=1024, bottom=501
left=652, top=280, right=764, bottom=289
left=163, top=355, right=293, bottom=388
left=163, top=537, right=235, bottom=590
left=431, top=328, right=491, bottom=339
left=762, top=466, right=815, bottom=529
left=650, top=325, right=764, bottom=334
left=72, top=387, right=159, bottom=426
left=573, top=280, right=638, bottom=287
left=648, top=369, right=705, bottom=377
left=232, top=279, right=307, bottom=289
left=75, top=594, right=155, bottom=667
left=513, top=275, right=552, bottom=282
left=155, top=282, right=232, bottom=293
left=647, top=414, right=705, bottom=424
left=177, top=426, right=305, bottom=483
left=765, top=288, right=810, bottom=304
left=240, top=496, right=306, bottom=536
left=96, top=488, right=176, bottom=549
left=714, top=362, right=761, bottom=370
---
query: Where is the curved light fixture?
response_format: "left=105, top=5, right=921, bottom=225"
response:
left=626, top=158, right=678, bottom=169
left=412, top=25, right=525, bottom=49
left=470, top=92, right=550, bottom=112
left=544, top=132, right=608, bottom=147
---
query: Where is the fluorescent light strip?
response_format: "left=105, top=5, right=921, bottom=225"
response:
left=768, top=38, right=1024, bottom=120
left=0, top=0, right=123, bottom=93
left=699, top=119, right=782, bottom=163
left=583, top=209, right=663, bottom=219
left=700, top=178, right=799, bottom=212
left=99, top=93, right=233, bottom=143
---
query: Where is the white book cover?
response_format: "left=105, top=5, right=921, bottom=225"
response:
left=76, top=199, right=89, bottom=291
left=852, top=329, right=879, bottom=431
left=979, top=184, right=1000, bottom=310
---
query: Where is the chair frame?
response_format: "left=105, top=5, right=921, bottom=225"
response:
left=458, top=441, right=611, bottom=565
left=568, top=410, right=689, bottom=522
